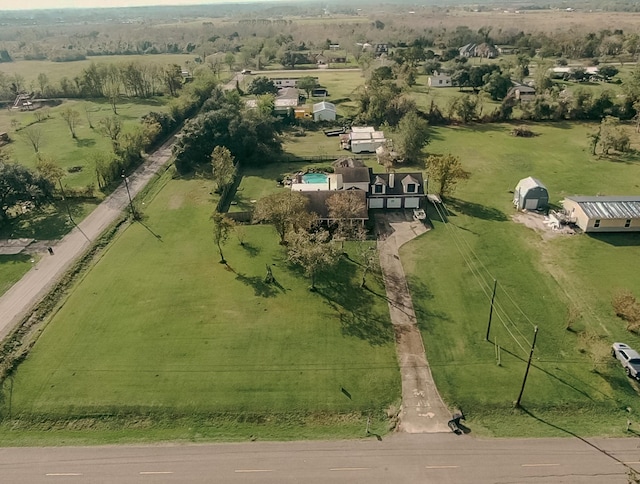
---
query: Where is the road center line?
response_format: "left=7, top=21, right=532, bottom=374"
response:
left=140, top=471, right=174, bottom=475
left=329, top=467, right=370, bottom=471
left=234, top=469, right=273, bottom=473
left=521, top=463, right=560, bottom=467
left=425, top=465, right=459, bottom=469
left=45, top=473, right=83, bottom=477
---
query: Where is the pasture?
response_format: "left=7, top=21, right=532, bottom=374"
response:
left=402, top=122, right=640, bottom=436
left=2, top=170, right=400, bottom=444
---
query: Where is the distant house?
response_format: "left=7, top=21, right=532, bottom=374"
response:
left=428, top=72, right=452, bottom=88
left=508, top=84, right=536, bottom=102
left=459, top=42, right=499, bottom=58
left=329, top=44, right=341, bottom=51
left=513, top=177, right=549, bottom=211
left=374, top=43, right=389, bottom=56
left=271, top=77, right=319, bottom=89
left=273, top=87, right=299, bottom=114
left=313, top=101, right=336, bottom=122
left=562, top=196, right=640, bottom=232
left=312, top=88, right=329, bottom=97
left=368, top=172, right=425, bottom=209
left=341, top=126, right=386, bottom=154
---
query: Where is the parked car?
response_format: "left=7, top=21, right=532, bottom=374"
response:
left=413, top=209, right=426, bottom=221
left=241, top=69, right=252, bottom=75
left=612, top=342, right=640, bottom=380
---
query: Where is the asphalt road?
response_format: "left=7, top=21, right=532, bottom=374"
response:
left=1, top=434, right=639, bottom=483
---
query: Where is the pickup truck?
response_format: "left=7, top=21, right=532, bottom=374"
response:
left=612, top=342, right=640, bottom=380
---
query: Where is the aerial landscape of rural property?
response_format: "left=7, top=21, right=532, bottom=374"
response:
left=1, top=0, right=640, bottom=481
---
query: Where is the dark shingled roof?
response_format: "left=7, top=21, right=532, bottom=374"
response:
left=302, top=190, right=368, bottom=220
left=334, top=167, right=371, bottom=184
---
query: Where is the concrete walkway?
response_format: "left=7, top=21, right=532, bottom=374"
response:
left=0, top=136, right=176, bottom=340
left=376, top=212, right=451, bottom=433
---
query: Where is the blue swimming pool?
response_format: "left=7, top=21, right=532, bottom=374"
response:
left=302, top=173, right=328, bottom=184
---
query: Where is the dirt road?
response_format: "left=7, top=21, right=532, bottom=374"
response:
left=0, top=136, right=176, bottom=340
left=376, top=212, right=451, bottom=433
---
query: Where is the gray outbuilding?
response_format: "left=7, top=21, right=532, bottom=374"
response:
left=513, top=177, right=549, bottom=211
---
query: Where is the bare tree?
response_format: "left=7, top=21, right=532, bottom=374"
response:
left=327, top=191, right=367, bottom=240
left=60, top=106, right=81, bottom=139
left=211, top=211, right=234, bottom=264
left=21, top=125, right=44, bottom=154
left=253, top=191, right=310, bottom=244
left=286, top=229, right=340, bottom=290
left=98, top=116, right=122, bottom=151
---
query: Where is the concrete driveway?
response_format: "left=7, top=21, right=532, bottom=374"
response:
left=376, top=211, right=451, bottom=433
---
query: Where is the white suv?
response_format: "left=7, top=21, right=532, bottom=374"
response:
left=612, top=342, right=640, bottom=380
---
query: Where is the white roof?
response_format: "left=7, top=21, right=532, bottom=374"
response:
left=352, top=138, right=385, bottom=146
left=274, top=98, right=298, bottom=107
left=372, top=131, right=385, bottom=139
left=351, top=132, right=373, bottom=140
left=351, top=126, right=376, bottom=133
left=313, top=101, right=336, bottom=112
left=516, top=176, right=547, bottom=192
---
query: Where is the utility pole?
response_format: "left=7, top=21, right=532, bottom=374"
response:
left=121, top=171, right=135, bottom=218
left=516, top=325, right=539, bottom=408
left=58, top=179, right=75, bottom=225
left=485, top=279, right=497, bottom=341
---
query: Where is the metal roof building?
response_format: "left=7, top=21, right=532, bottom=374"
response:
left=562, top=196, right=640, bottom=232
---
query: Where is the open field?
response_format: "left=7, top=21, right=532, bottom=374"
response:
left=2, top=171, right=400, bottom=443
left=0, top=54, right=197, bottom=89
left=401, top=122, right=640, bottom=437
left=1, top=98, right=171, bottom=188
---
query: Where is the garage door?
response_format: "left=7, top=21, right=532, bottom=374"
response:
left=369, top=198, right=384, bottom=209
left=404, top=198, right=420, bottom=209
left=525, top=198, right=538, bottom=210
left=387, top=198, right=402, bottom=209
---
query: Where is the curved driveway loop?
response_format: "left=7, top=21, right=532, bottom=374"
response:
left=376, top=212, right=451, bottom=433
left=0, top=136, right=176, bottom=340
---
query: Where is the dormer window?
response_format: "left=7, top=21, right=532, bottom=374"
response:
left=406, top=183, right=416, bottom=193
left=374, top=184, right=384, bottom=194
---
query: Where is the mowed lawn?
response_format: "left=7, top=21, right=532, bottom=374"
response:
left=7, top=174, right=399, bottom=439
left=1, top=98, right=170, bottom=188
left=402, top=122, right=640, bottom=436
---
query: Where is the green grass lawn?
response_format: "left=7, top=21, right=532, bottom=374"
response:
left=1, top=98, right=170, bottom=189
left=401, top=122, right=640, bottom=437
left=2, top=172, right=399, bottom=444
left=0, top=54, right=196, bottom=89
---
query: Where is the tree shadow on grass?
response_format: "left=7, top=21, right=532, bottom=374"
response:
left=0, top=200, right=87, bottom=240
left=588, top=232, right=640, bottom=247
left=235, top=272, right=285, bottom=298
left=404, top=276, right=452, bottom=331
left=445, top=197, right=507, bottom=222
left=315, top=258, right=394, bottom=346
left=240, top=242, right=260, bottom=257
left=75, top=137, right=96, bottom=148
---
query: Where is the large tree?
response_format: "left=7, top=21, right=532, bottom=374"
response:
left=297, top=76, right=318, bottom=98
left=394, top=110, right=429, bottom=163
left=20, top=125, right=44, bottom=154
left=247, top=76, right=277, bottom=95
left=253, top=191, right=310, bottom=244
left=327, top=191, right=367, bottom=240
left=286, top=228, right=340, bottom=290
left=211, top=145, right=236, bottom=193
left=0, top=161, right=53, bottom=222
left=425, top=153, right=470, bottom=198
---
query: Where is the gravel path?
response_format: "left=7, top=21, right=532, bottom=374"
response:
left=376, top=212, right=451, bottom=433
left=0, top=136, right=176, bottom=340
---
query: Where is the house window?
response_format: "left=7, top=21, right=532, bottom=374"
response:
left=373, top=184, right=383, bottom=194
left=594, top=219, right=601, bottom=228
left=406, top=183, right=416, bottom=193
left=438, top=80, right=442, bottom=85
left=625, top=219, right=631, bottom=228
